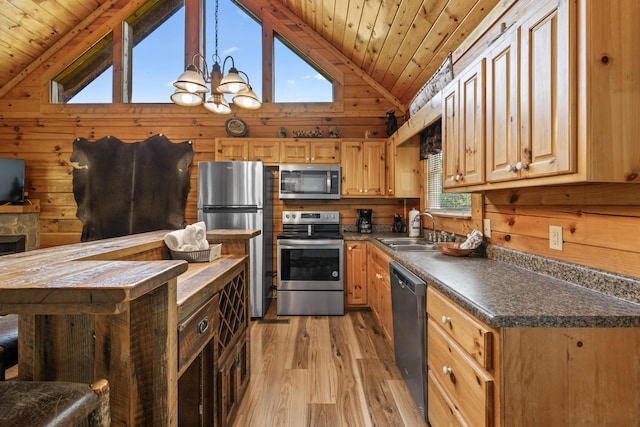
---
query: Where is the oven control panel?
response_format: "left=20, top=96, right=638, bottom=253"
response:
left=282, top=211, right=340, bottom=224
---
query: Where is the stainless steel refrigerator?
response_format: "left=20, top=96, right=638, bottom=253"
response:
left=197, top=161, right=273, bottom=318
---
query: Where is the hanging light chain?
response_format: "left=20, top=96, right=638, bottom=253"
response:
left=214, top=0, right=219, bottom=61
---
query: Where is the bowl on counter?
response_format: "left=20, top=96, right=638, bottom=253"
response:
left=435, top=242, right=476, bottom=257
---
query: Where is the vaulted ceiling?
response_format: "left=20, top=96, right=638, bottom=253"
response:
left=0, top=0, right=498, bottom=109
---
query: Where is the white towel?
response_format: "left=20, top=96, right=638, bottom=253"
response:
left=164, top=229, right=185, bottom=251
left=460, top=229, right=483, bottom=249
left=182, top=222, right=209, bottom=250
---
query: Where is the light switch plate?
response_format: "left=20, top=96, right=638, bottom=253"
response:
left=549, top=225, right=563, bottom=251
left=483, top=219, right=491, bottom=238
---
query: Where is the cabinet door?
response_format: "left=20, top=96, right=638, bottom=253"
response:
left=380, top=276, right=393, bottom=347
left=216, top=139, right=248, bottom=161
left=345, top=242, right=367, bottom=306
left=520, top=0, right=575, bottom=178
left=443, top=58, right=485, bottom=188
left=385, top=139, right=395, bottom=196
left=486, top=29, right=520, bottom=183
left=442, top=79, right=459, bottom=188
left=281, top=141, right=309, bottom=163
left=362, top=140, right=386, bottom=196
left=249, top=140, right=280, bottom=164
left=341, top=140, right=365, bottom=196
left=457, top=59, right=485, bottom=187
left=309, top=140, right=340, bottom=164
left=341, top=140, right=386, bottom=197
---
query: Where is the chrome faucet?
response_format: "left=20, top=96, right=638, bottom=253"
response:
left=412, top=212, right=436, bottom=241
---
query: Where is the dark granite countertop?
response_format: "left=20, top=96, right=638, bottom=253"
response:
left=344, top=232, right=640, bottom=328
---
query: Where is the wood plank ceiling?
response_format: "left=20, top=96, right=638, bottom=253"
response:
left=0, top=0, right=498, bottom=109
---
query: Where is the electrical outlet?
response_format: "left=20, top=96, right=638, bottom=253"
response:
left=483, top=219, right=491, bottom=238
left=549, top=226, right=563, bottom=251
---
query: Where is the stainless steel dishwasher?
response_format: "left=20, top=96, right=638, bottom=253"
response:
left=390, top=261, right=427, bottom=421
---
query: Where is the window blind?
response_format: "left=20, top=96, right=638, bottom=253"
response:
left=426, top=152, right=471, bottom=213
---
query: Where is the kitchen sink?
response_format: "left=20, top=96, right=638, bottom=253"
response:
left=376, top=237, right=438, bottom=251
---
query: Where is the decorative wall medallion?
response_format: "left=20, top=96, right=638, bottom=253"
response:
left=225, top=117, right=249, bottom=137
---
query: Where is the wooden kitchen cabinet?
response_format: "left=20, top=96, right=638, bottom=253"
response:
left=216, top=330, right=250, bottom=427
left=176, top=255, right=250, bottom=427
left=216, top=138, right=248, bottom=161
left=427, top=287, right=497, bottom=427
left=215, top=138, right=280, bottom=164
left=487, top=0, right=573, bottom=184
left=442, top=58, right=485, bottom=190
left=345, top=241, right=368, bottom=306
left=451, top=0, right=640, bottom=190
left=341, top=139, right=386, bottom=197
left=427, top=285, right=640, bottom=426
left=281, top=139, right=340, bottom=164
left=367, top=244, right=394, bottom=347
left=386, top=137, right=421, bottom=198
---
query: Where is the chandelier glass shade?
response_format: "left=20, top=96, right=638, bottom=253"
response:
left=170, top=0, right=260, bottom=114
left=170, top=88, right=204, bottom=106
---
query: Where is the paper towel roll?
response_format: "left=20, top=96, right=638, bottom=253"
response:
left=409, top=208, right=420, bottom=237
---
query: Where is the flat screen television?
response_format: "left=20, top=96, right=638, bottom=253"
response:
left=0, top=158, right=25, bottom=205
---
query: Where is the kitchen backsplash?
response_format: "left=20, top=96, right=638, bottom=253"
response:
left=487, top=245, right=640, bottom=305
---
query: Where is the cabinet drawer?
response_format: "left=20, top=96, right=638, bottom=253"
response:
left=427, top=369, right=468, bottom=427
left=178, top=293, right=220, bottom=374
left=427, top=287, right=493, bottom=369
left=428, top=319, right=493, bottom=427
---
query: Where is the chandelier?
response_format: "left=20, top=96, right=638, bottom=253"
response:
left=170, top=0, right=261, bottom=113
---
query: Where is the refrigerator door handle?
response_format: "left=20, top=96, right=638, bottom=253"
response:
left=203, top=205, right=258, bottom=213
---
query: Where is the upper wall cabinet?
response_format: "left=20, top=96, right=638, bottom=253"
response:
left=448, top=0, right=640, bottom=191
left=215, top=138, right=280, bottom=165
left=281, top=139, right=340, bottom=164
left=442, top=58, right=485, bottom=189
left=386, top=137, right=421, bottom=198
left=341, top=139, right=386, bottom=197
left=487, top=0, right=573, bottom=184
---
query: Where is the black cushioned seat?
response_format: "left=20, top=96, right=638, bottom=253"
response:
left=0, top=314, right=18, bottom=380
left=0, top=379, right=110, bottom=427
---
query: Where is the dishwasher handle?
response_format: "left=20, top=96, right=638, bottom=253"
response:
left=390, top=261, right=426, bottom=296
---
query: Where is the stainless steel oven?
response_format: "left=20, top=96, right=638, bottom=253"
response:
left=277, top=211, right=344, bottom=315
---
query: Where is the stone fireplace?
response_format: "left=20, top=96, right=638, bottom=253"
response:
left=0, top=206, right=39, bottom=252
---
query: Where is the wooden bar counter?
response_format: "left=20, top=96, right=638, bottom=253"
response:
left=0, top=229, right=258, bottom=426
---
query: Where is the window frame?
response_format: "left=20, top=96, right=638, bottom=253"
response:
left=426, top=151, right=472, bottom=217
left=48, top=0, right=338, bottom=108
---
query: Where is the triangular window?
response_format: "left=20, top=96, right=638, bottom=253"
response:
left=51, top=32, right=114, bottom=104
left=273, top=35, right=333, bottom=103
left=50, top=0, right=334, bottom=105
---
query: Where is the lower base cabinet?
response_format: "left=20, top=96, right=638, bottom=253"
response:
left=427, top=286, right=640, bottom=426
left=367, top=244, right=394, bottom=348
left=177, top=262, right=250, bottom=427
left=216, top=330, right=250, bottom=427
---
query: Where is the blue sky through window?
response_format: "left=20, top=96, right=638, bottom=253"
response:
left=68, top=0, right=332, bottom=104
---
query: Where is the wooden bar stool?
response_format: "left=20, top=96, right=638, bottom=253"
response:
left=0, top=378, right=110, bottom=426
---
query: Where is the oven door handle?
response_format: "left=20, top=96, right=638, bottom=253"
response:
left=278, top=240, right=343, bottom=250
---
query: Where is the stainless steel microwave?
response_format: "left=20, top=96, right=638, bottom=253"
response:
left=279, top=164, right=341, bottom=200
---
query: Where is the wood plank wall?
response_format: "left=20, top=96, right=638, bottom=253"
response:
left=485, top=185, right=640, bottom=279
left=2, top=0, right=640, bottom=283
left=0, top=0, right=407, bottom=249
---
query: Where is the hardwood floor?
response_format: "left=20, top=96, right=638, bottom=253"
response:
left=232, top=305, right=427, bottom=427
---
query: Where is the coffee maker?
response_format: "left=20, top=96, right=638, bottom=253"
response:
left=356, top=209, right=373, bottom=234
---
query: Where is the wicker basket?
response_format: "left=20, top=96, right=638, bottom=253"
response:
left=169, top=244, right=222, bottom=263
